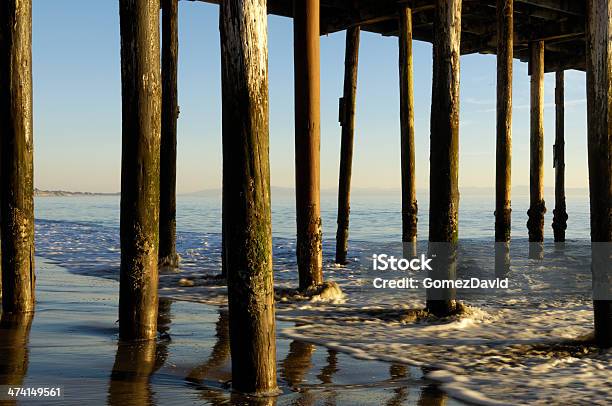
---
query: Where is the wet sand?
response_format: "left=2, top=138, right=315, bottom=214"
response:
left=0, top=259, right=462, bottom=405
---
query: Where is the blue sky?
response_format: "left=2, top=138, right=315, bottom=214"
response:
left=32, top=1, right=588, bottom=193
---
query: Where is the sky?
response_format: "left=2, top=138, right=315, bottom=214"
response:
left=32, top=1, right=589, bottom=194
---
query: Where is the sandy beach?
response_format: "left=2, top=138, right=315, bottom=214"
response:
left=0, top=258, right=458, bottom=405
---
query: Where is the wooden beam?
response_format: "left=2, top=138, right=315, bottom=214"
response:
left=335, top=27, right=360, bottom=265
left=220, top=0, right=278, bottom=392
left=518, top=44, right=586, bottom=72
left=160, top=0, right=180, bottom=269
left=496, top=0, right=513, bottom=243
left=294, top=0, right=323, bottom=290
left=586, top=0, right=612, bottom=348
left=517, top=0, right=585, bottom=17
left=0, top=0, right=36, bottom=314
left=427, top=0, right=461, bottom=317
left=399, top=6, right=418, bottom=245
left=527, top=41, right=546, bottom=243
left=118, top=0, right=162, bottom=340
left=186, top=0, right=292, bottom=18
left=552, top=70, right=568, bottom=242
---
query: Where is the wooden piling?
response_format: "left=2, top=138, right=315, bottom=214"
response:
left=294, top=0, right=323, bottom=290
left=586, top=0, right=612, bottom=347
left=552, top=71, right=568, bottom=242
left=427, top=0, right=461, bottom=317
left=335, top=26, right=360, bottom=265
left=118, top=0, right=161, bottom=341
left=527, top=41, right=546, bottom=242
left=159, top=0, right=180, bottom=269
left=220, top=0, right=278, bottom=394
left=399, top=7, right=418, bottom=245
left=495, top=0, right=513, bottom=243
left=219, top=5, right=228, bottom=281
left=0, top=0, right=35, bottom=314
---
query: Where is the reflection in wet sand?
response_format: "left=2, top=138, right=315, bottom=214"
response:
left=107, top=299, right=172, bottom=406
left=316, top=349, right=338, bottom=384
left=229, top=392, right=278, bottom=406
left=107, top=339, right=158, bottom=406
left=318, top=349, right=339, bottom=406
left=0, top=312, right=34, bottom=391
left=187, top=308, right=230, bottom=385
left=281, top=340, right=316, bottom=406
left=386, top=364, right=408, bottom=406
left=418, top=384, right=447, bottom=406
left=282, top=340, right=315, bottom=387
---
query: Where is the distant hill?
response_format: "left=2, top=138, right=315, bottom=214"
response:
left=182, top=187, right=295, bottom=198
left=35, top=185, right=589, bottom=198
left=34, top=188, right=119, bottom=197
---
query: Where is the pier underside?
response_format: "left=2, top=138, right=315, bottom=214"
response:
left=193, top=0, right=586, bottom=72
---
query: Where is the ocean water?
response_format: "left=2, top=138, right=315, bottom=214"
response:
left=33, top=190, right=611, bottom=405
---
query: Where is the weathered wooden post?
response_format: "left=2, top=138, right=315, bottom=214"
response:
left=495, top=0, right=513, bottom=274
left=118, top=0, right=162, bottom=341
left=220, top=2, right=227, bottom=280
left=0, top=0, right=35, bottom=314
left=495, top=0, right=513, bottom=243
left=221, top=216, right=227, bottom=278
left=586, top=0, right=612, bottom=347
left=426, top=0, right=461, bottom=317
left=159, top=0, right=180, bottom=269
left=335, top=26, right=360, bottom=265
left=220, top=0, right=278, bottom=393
left=399, top=6, right=418, bottom=250
left=527, top=41, right=546, bottom=245
left=552, top=71, right=568, bottom=242
left=294, top=0, right=323, bottom=290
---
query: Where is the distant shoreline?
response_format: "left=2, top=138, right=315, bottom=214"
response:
left=34, top=185, right=590, bottom=198
left=34, top=188, right=119, bottom=197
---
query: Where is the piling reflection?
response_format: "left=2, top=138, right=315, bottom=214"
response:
left=402, top=241, right=417, bottom=260
left=426, top=242, right=457, bottom=316
left=107, top=298, right=172, bottom=406
left=495, top=242, right=510, bottom=278
left=417, top=384, right=447, bottom=406
left=281, top=340, right=315, bottom=387
left=0, top=312, right=34, bottom=390
left=528, top=242, right=544, bottom=260
left=316, top=349, right=338, bottom=385
left=553, top=241, right=566, bottom=253
left=186, top=308, right=230, bottom=384
left=229, top=392, right=278, bottom=406
left=281, top=339, right=316, bottom=405
left=317, top=349, right=338, bottom=406
left=386, top=364, right=408, bottom=406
